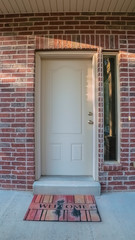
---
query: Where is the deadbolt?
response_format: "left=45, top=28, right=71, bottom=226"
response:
left=88, top=112, right=93, bottom=116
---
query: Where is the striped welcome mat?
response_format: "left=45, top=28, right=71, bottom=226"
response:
left=24, top=195, right=101, bottom=222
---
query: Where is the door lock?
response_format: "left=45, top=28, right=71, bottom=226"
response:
left=88, top=112, right=93, bottom=116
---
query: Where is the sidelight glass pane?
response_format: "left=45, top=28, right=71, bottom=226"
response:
left=103, top=56, right=117, bottom=161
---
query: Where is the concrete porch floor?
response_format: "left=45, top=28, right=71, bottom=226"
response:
left=0, top=190, right=135, bottom=240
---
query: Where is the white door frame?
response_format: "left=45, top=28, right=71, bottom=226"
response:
left=35, top=51, right=99, bottom=181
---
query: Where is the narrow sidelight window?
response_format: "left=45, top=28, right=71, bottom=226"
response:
left=103, top=56, right=117, bottom=161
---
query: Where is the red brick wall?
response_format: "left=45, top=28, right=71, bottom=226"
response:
left=0, top=12, right=135, bottom=191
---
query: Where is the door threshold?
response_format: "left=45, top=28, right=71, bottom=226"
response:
left=33, top=176, right=101, bottom=196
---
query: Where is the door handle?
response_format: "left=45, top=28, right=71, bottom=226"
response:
left=88, top=120, right=94, bottom=124
left=88, top=112, right=93, bottom=116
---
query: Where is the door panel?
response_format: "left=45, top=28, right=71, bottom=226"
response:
left=41, top=59, right=93, bottom=175
left=51, top=67, right=82, bottom=134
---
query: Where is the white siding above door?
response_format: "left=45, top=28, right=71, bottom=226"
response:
left=0, top=0, right=134, bottom=14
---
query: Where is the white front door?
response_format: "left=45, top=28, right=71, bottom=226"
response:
left=41, top=59, right=93, bottom=175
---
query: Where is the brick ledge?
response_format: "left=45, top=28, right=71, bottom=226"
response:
left=102, top=164, right=123, bottom=171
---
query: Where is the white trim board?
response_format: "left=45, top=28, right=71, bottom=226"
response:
left=35, top=51, right=98, bottom=181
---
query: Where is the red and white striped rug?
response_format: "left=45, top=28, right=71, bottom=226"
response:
left=24, top=195, right=101, bottom=222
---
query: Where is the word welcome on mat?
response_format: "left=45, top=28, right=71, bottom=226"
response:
left=24, top=195, right=101, bottom=222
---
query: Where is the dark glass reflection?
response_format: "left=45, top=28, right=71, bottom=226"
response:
left=103, top=56, right=116, bottom=161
